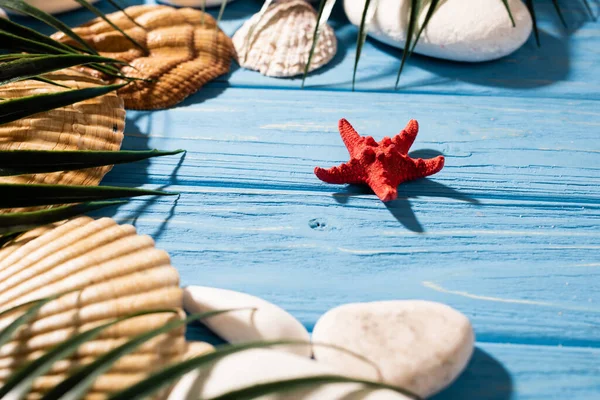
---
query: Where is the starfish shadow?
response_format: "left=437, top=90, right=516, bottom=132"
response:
left=332, top=178, right=479, bottom=234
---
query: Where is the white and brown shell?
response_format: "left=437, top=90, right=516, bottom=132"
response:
left=0, top=216, right=209, bottom=399
left=233, top=0, right=337, bottom=78
left=0, top=69, right=125, bottom=188
left=52, top=5, right=237, bottom=110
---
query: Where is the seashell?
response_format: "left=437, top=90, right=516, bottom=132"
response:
left=52, top=5, right=237, bottom=110
left=0, top=68, right=125, bottom=189
left=232, top=0, right=337, bottom=78
left=4, top=0, right=99, bottom=15
left=0, top=216, right=205, bottom=399
left=160, top=0, right=236, bottom=8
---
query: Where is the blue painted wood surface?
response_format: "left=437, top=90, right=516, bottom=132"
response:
left=15, top=0, right=600, bottom=398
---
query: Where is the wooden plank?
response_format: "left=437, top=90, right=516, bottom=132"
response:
left=96, top=86, right=599, bottom=350
left=12, top=0, right=600, bottom=100
left=433, top=343, right=600, bottom=400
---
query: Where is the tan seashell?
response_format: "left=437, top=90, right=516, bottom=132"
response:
left=52, top=5, right=236, bottom=110
left=0, top=216, right=206, bottom=399
left=233, top=0, right=337, bottom=77
left=0, top=69, right=125, bottom=190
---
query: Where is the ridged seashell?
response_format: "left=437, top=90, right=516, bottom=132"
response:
left=232, top=0, right=337, bottom=78
left=0, top=69, right=125, bottom=188
left=4, top=1, right=99, bottom=15
left=52, top=5, right=237, bottom=110
left=0, top=216, right=204, bottom=399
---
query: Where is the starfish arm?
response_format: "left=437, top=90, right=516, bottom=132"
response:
left=368, top=180, right=398, bottom=202
left=411, top=155, right=445, bottom=179
left=393, top=119, right=419, bottom=155
left=314, top=159, right=364, bottom=185
left=338, top=118, right=363, bottom=158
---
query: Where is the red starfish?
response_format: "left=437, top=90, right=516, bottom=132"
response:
left=314, top=119, right=445, bottom=202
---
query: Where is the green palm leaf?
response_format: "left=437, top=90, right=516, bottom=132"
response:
left=0, top=16, right=77, bottom=54
left=0, top=184, right=175, bottom=209
left=301, top=0, right=336, bottom=88
left=108, top=339, right=420, bottom=400
left=105, top=0, right=146, bottom=29
left=0, top=0, right=97, bottom=55
left=0, top=201, right=127, bottom=235
left=0, top=309, right=179, bottom=399
left=0, top=296, right=58, bottom=349
left=352, top=0, right=376, bottom=91
left=395, top=0, right=422, bottom=89
left=0, top=83, right=126, bottom=126
left=0, top=149, right=184, bottom=176
left=40, top=309, right=246, bottom=400
left=29, top=76, right=71, bottom=88
left=73, top=0, right=148, bottom=54
left=411, top=0, right=441, bottom=53
left=207, top=375, right=422, bottom=400
left=525, top=0, right=540, bottom=46
left=500, top=0, right=516, bottom=27
left=0, top=30, right=70, bottom=56
left=551, top=0, right=567, bottom=28
left=0, top=54, right=123, bottom=86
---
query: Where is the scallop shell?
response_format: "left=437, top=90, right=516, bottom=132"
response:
left=0, top=69, right=125, bottom=188
left=232, top=0, right=337, bottom=78
left=0, top=216, right=203, bottom=399
left=52, top=5, right=237, bottom=110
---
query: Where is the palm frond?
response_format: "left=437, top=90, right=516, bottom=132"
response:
left=0, top=54, right=123, bottom=86
left=0, top=83, right=126, bottom=125
left=39, top=309, right=243, bottom=400
left=500, top=0, right=516, bottom=27
left=0, top=0, right=97, bottom=55
left=525, top=0, right=540, bottom=46
left=206, top=375, right=422, bottom=400
left=0, top=201, right=127, bottom=235
left=0, top=183, right=175, bottom=209
left=0, top=149, right=184, bottom=176
left=411, top=0, right=441, bottom=52
left=551, top=0, right=567, bottom=28
left=0, top=16, right=77, bottom=54
left=216, top=0, right=229, bottom=25
left=0, top=309, right=179, bottom=399
left=352, top=0, right=377, bottom=91
left=242, top=0, right=274, bottom=63
left=302, top=0, right=336, bottom=88
left=28, top=76, right=71, bottom=88
left=0, top=296, right=58, bottom=348
left=395, top=0, right=421, bottom=89
left=73, top=0, right=148, bottom=54
left=105, top=0, right=146, bottom=29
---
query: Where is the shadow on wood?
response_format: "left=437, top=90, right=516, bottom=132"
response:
left=332, top=176, right=479, bottom=233
left=432, top=347, right=513, bottom=400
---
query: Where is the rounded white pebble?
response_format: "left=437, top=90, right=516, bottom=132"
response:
left=344, top=0, right=532, bottom=62
left=183, top=286, right=311, bottom=357
left=312, top=300, right=475, bottom=397
left=0, top=8, right=6, bottom=19
left=168, top=349, right=412, bottom=400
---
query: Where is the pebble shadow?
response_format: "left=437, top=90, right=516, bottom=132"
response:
left=432, top=347, right=513, bottom=400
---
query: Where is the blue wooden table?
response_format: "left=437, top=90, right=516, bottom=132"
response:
left=17, top=0, right=600, bottom=398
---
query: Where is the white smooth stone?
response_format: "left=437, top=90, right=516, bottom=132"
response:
left=312, top=300, right=475, bottom=397
left=0, top=8, right=7, bottom=19
left=183, top=286, right=311, bottom=357
left=5, top=0, right=99, bottom=15
left=343, top=0, right=533, bottom=62
left=168, top=349, right=412, bottom=400
left=160, top=0, right=236, bottom=8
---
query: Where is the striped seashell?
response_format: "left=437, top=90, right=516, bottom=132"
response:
left=0, top=69, right=125, bottom=188
left=0, top=216, right=205, bottom=399
left=52, top=5, right=237, bottom=110
left=232, top=0, right=337, bottom=77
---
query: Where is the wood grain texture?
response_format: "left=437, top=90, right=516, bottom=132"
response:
left=12, top=1, right=600, bottom=399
